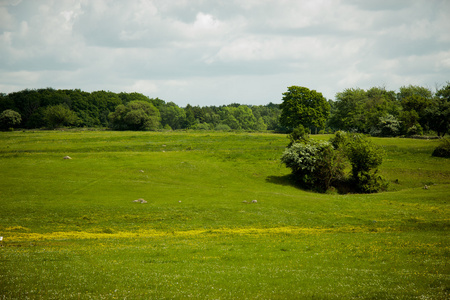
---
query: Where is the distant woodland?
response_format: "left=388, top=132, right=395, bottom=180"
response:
left=1, top=83, right=449, bottom=137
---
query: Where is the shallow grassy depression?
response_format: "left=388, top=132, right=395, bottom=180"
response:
left=0, top=130, right=449, bottom=299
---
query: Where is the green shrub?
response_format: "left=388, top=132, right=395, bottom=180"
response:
left=281, top=140, right=345, bottom=191
left=0, top=109, right=22, bottom=130
left=285, top=131, right=388, bottom=193
left=353, top=170, right=389, bottom=193
left=346, top=135, right=384, bottom=175
left=195, top=123, right=211, bottom=130
left=287, top=125, right=310, bottom=146
left=406, top=124, right=423, bottom=136
left=329, top=130, right=347, bottom=149
left=372, top=114, right=400, bottom=137
left=215, top=124, right=231, bottom=131
left=432, top=138, right=450, bottom=158
left=342, top=133, right=388, bottom=193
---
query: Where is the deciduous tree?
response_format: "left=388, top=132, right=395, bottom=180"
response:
left=280, top=86, right=330, bottom=131
left=426, top=83, right=450, bottom=137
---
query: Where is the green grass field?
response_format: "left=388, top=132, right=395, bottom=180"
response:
left=0, top=130, right=449, bottom=299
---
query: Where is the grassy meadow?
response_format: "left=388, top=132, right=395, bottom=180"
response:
left=0, top=130, right=449, bottom=299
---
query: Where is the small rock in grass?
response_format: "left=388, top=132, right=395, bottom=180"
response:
left=133, top=198, right=147, bottom=203
left=251, top=200, right=258, bottom=203
left=63, top=156, right=72, bottom=159
left=139, top=170, right=145, bottom=173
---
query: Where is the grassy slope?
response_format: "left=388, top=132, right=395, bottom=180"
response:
left=0, top=131, right=449, bottom=299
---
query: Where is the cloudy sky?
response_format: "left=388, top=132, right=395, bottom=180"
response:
left=1, top=0, right=449, bottom=106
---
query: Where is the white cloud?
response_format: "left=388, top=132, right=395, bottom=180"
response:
left=126, top=80, right=159, bottom=95
left=193, top=12, right=220, bottom=30
left=0, top=0, right=449, bottom=105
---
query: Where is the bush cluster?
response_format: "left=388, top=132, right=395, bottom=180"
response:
left=0, top=109, right=21, bottom=130
left=432, top=138, right=450, bottom=158
left=282, top=131, right=388, bottom=193
left=281, top=140, right=346, bottom=192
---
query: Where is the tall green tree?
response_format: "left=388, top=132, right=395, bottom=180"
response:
left=184, top=104, right=198, bottom=128
left=398, top=85, right=433, bottom=133
left=364, top=87, right=400, bottom=133
left=201, top=106, right=221, bottom=127
left=87, top=91, right=122, bottom=127
left=329, top=87, right=399, bottom=133
left=160, top=102, right=186, bottom=130
left=279, top=86, right=330, bottom=131
left=426, top=83, right=450, bottom=137
left=328, top=88, right=367, bottom=132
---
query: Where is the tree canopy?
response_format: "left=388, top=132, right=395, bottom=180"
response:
left=1, top=83, right=448, bottom=136
left=109, top=101, right=160, bottom=131
left=43, top=104, right=79, bottom=129
left=279, top=86, right=330, bottom=131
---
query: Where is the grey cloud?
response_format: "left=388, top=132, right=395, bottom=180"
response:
left=0, top=0, right=449, bottom=105
left=343, top=0, right=414, bottom=11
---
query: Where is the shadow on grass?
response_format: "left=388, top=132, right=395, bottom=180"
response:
left=266, top=174, right=357, bottom=194
left=265, top=174, right=304, bottom=190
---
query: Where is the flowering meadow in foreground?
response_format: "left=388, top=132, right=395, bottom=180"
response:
left=1, top=230, right=448, bottom=299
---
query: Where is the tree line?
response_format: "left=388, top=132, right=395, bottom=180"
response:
left=277, top=83, right=449, bottom=137
left=0, top=89, right=282, bottom=131
left=328, top=84, right=450, bottom=137
left=1, top=83, right=449, bottom=137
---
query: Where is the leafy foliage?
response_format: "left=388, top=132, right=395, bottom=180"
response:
left=426, top=83, right=450, bottom=137
left=287, top=124, right=310, bottom=146
left=109, top=101, right=160, bottom=131
left=160, top=102, right=187, bottom=130
left=0, top=88, right=284, bottom=131
left=280, top=86, right=330, bottom=131
left=0, top=109, right=22, bottom=129
left=43, top=104, right=79, bottom=129
left=284, top=132, right=387, bottom=193
left=220, top=105, right=258, bottom=130
left=1, top=83, right=447, bottom=136
left=332, top=132, right=388, bottom=193
left=281, top=139, right=345, bottom=192
left=432, top=138, right=450, bottom=158
left=329, top=87, right=400, bottom=133
left=398, top=86, right=434, bottom=134
left=372, top=114, right=401, bottom=137
left=214, top=123, right=231, bottom=131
